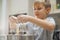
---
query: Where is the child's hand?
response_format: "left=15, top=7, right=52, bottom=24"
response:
left=9, top=16, right=18, bottom=23
left=17, top=15, right=30, bottom=23
left=9, top=16, right=18, bottom=29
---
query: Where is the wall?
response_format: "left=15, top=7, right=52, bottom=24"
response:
left=0, top=0, right=2, bottom=19
left=8, top=0, right=28, bottom=15
left=0, top=0, right=2, bottom=34
left=1, top=0, right=8, bottom=35
left=28, top=0, right=34, bottom=16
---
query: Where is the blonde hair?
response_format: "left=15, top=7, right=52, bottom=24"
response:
left=34, top=1, right=51, bottom=9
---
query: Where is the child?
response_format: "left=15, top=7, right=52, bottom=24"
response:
left=10, top=1, right=56, bottom=40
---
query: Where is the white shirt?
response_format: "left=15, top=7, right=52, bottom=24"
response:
left=25, top=17, right=56, bottom=40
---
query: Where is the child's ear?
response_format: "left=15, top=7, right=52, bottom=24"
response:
left=45, top=7, right=51, bottom=14
left=46, top=7, right=51, bottom=12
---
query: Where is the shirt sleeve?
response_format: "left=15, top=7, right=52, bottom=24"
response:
left=46, top=17, right=56, bottom=26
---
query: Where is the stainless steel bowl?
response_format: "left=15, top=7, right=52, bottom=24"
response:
left=7, top=34, right=35, bottom=40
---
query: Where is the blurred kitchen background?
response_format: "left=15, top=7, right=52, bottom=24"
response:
left=0, top=0, right=60, bottom=40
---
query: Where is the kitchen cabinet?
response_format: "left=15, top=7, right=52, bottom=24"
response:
left=44, top=0, right=60, bottom=14
left=49, top=0, right=60, bottom=14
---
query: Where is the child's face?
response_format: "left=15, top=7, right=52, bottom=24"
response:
left=34, top=3, right=48, bottom=19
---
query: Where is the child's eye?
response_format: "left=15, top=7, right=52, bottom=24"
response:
left=34, top=8, right=36, bottom=10
left=34, top=8, right=42, bottom=10
left=37, top=8, right=41, bottom=10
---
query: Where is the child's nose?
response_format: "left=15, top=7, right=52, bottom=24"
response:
left=34, top=10, right=39, bottom=13
left=35, top=13, right=39, bottom=16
